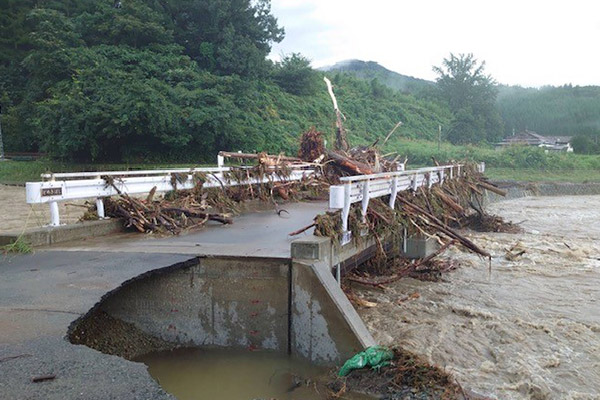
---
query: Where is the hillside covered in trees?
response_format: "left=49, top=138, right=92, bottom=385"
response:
left=2, top=1, right=598, bottom=162
left=327, top=60, right=600, bottom=153
left=0, top=0, right=451, bottom=162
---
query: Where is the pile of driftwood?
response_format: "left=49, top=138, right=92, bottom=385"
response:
left=290, top=78, right=516, bottom=285
left=293, top=164, right=503, bottom=258
left=93, top=156, right=324, bottom=234
left=101, top=183, right=233, bottom=234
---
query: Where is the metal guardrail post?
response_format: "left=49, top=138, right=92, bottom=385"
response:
left=389, top=176, right=398, bottom=209
left=96, top=198, right=105, bottom=219
left=361, top=180, right=370, bottom=223
left=49, top=202, right=60, bottom=226
left=341, top=182, right=352, bottom=245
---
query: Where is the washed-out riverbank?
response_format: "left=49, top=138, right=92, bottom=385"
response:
left=356, top=195, right=600, bottom=399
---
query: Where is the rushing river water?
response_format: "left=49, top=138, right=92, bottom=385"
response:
left=138, top=348, right=334, bottom=400
left=358, top=195, right=600, bottom=399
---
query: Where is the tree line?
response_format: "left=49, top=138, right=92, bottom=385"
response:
left=0, top=0, right=454, bottom=162
left=0, top=1, right=597, bottom=161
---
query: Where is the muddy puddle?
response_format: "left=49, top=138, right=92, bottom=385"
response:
left=137, top=348, right=373, bottom=400
left=356, top=195, right=600, bottom=399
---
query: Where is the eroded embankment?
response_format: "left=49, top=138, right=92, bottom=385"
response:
left=70, top=311, right=176, bottom=360
left=67, top=256, right=292, bottom=358
left=355, top=195, right=600, bottom=400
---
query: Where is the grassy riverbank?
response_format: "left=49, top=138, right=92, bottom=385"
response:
left=2, top=143, right=599, bottom=185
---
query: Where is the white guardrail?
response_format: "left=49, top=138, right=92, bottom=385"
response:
left=26, top=155, right=315, bottom=226
left=329, top=162, right=485, bottom=244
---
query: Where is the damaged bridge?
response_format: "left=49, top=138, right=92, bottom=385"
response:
left=1, top=159, right=488, bottom=400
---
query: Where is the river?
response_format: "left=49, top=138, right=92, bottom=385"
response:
left=357, top=195, right=600, bottom=399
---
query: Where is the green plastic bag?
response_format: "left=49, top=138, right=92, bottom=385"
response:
left=338, top=346, right=394, bottom=376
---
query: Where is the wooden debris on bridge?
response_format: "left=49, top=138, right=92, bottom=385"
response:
left=92, top=156, right=326, bottom=235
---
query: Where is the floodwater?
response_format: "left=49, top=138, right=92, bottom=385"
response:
left=137, top=348, right=335, bottom=400
left=358, top=195, right=600, bottom=399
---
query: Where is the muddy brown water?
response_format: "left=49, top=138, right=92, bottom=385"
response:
left=357, top=195, right=600, bottom=400
left=137, top=348, right=368, bottom=400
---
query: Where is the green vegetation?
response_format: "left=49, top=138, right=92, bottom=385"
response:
left=391, top=139, right=600, bottom=169
left=3, top=142, right=598, bottom=185
left=1, top=236, right=33, bottom=254
left=335, top=60, right=600, bottom=155
left=382, top=139, right=600, bottom=182
left=433, top=53, right=503, bottom=145
left=0, top=0, right=451, bottom=163
left=0, top=159, right=208, bottom=184
left=1, top=1, right=599, bottom=179
left=497, top=85, right=600, bottom=137
left=484, top=168, right=600, bottom=183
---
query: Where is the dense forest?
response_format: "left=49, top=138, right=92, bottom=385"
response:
left=1, top=0, right=598, bottom=162
left=0, top=0, right=450, bottom=162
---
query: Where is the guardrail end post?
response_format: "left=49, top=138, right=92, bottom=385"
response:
left=49, top=201, right=60, bottom=226
left=96, top=198, right=105, bottom=219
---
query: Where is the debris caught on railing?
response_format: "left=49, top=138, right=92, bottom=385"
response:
left=86, top=161, right=326, bottom=234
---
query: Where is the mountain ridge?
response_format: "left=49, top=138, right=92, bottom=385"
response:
left=319, top=59, right=433, bottom=94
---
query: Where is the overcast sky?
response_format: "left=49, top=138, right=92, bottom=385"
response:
left=269, top=0, right=600, bottom=87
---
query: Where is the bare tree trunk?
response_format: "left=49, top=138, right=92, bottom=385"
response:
left=324, top=77, right=349, bottom=151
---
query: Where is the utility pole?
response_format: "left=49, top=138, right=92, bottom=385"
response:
left=0, top=104, right=5, bottom=161
left=438, top=124, right=441, bottom=152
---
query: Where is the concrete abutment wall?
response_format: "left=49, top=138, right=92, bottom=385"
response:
left=71, top=255, right=372, bottom=366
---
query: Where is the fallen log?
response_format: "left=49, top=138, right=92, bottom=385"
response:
left=327, top=150, right=374, bottom=175
left=432, top=187, right=465, bottom=214
left=477, top=180, right=507, bottom=196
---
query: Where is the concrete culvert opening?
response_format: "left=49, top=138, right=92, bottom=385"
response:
left=67, top=256, right=371, bottom=400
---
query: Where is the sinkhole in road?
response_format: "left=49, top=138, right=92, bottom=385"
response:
left=67, top=255, right=374, bottom=399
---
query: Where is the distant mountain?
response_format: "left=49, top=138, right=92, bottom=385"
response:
left=319, top=59, right=433, bottom=94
